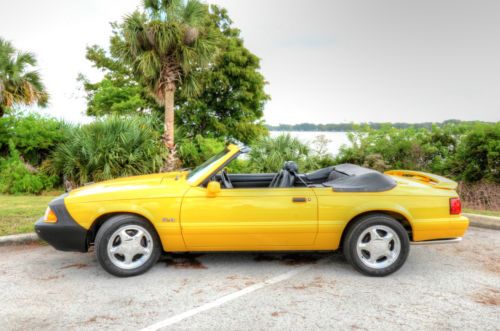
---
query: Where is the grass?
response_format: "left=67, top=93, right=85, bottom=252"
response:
left=0, top=193, right=62, bottom=236
left=463, top=208, right=500, bottom=218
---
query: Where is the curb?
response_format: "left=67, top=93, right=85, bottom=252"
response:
left=0, top=233, right=40, bottom=247
left=463, top=213, right=500, bottom=231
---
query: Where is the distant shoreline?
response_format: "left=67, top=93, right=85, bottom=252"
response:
left=269, top=131, right=350, bottom=155
left=266, top=119, right=494, bottom=132
left=270, top=130, right=349, bottom=133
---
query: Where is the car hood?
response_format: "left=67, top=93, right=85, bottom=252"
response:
left=68, top=171, right=189, bottom=201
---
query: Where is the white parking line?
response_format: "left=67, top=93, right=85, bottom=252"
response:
left=140, top=263, right=315, bottom=330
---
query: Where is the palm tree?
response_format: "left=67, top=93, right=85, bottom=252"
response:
left=0, top=38, right=48, bottom=117
left=115, top=0, right=220, bottom=170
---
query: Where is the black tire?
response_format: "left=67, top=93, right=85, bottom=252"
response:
left=343, top=213, right=409, bottom=277
left=95, top=214, right=161, bottom=277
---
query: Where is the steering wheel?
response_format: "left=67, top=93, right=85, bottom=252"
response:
left=220, top=169, right=233, bottom=188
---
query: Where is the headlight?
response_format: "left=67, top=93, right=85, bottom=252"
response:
left=43, top=207, right=58, bottom=223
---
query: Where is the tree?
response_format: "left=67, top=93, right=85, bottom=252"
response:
left=175, top=6, right=269, bottom=143
left=0, top=38, right=48, bottom=117
left=80, top=5, right=269, bottom=145
left=113, top=0, right=220, bottom=170
left=78, top=44, right=159, bottom=116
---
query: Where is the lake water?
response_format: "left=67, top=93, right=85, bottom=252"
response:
left=269, top=131, right=350, bottom=156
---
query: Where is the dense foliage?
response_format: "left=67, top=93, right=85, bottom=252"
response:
left=175, top=6, right=269, bottom=143
left=0, top=141, right=57, bottom=194
left=79, top=5, right=269, bottom=144
left=246, top=134, right=318, bottom=173
left=81, top=76, right=150, bottom=116
left=335, top=123, right=499, bottom=183
left=176, top=135, right=226, bottom=169
left=45, top=115, right=166, bottom=186
left=0, top=38, right=48, bottom=117
left=0, top=110, right=497, bottom=200
left=448, top=124, right=499, bottom=183
left=0, top=112, right=71, bottom=166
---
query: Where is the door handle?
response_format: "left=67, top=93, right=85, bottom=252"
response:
left=292, top=197, right=307, bottom=203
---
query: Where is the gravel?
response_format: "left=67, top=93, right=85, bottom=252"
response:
left=0, top=227, right=498, bottom=330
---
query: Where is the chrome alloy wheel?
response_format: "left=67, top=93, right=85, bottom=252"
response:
left=356, top=225, right=401, bottom=269
left=107, top=225, right=153, bottom=270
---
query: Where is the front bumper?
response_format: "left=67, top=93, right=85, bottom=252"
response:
left=34, top=194, right=88, bottom=252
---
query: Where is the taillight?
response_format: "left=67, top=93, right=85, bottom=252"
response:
left=43, top=207, right=58, bottom=223
left=450, top=198, right=461, bottom=215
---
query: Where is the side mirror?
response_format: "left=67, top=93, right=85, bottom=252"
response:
left=207, top=181, right=221, bottom=197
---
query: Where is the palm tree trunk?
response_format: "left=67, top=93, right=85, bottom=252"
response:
left=163, top=88, right=177, bottom=171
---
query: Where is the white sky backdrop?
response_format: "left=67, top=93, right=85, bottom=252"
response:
left=0, top=0, right=499, bottom=124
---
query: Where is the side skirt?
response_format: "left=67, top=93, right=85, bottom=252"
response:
left=410, top=237, right=462, bottom=245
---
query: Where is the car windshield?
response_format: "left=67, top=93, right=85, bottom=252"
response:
left=186, top=149, right=229, bottom=183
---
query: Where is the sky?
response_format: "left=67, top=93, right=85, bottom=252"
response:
left=1, top=0, right=499, bottom=125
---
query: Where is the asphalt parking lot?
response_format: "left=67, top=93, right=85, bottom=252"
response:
left=0, top=227, right=499, bottom=330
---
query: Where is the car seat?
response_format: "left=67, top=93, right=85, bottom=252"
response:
left=269, top=161, right=298, bottom=188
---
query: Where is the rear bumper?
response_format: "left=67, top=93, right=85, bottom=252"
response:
left=34, top=194, right=88, bottom=252
left=412, top=215, right=469, bottom=241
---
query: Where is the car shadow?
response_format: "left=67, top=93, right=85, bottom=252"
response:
left=158, top=251, right=346, bottom=270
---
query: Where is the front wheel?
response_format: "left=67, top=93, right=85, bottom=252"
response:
left=343, top=214, right=410, bottom=277
left=95, top=215, right=161, bottom=277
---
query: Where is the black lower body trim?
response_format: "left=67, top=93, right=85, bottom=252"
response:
left=34, top=194, right=88, bottom=252
left=35, top=218, right=88, bottom=252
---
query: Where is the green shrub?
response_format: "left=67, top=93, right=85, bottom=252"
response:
left=0, top=142, right=57, bottom=194
left=45, top=115, right=166, bottom=186
left=176, top=135, right=227, bottom=169
left=176, top=134, right=337, bottom=174
left=336, top=125, right=457, bottom=172
left=448, top=123, right=500, bottom=182
left=335, top=123, right=499, bottom=183
left=0, top=112, right=72, bottom=166
left=176, top=134, right=256, bottom=173
left=247, top=134, right=319, bottom=173
left=338, top=126, right=447, bottom=172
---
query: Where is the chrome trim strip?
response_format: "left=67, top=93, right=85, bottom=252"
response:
left=411, top=237, right=462, bottom=245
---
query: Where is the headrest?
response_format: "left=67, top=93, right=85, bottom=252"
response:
left=283, top=161, right=299, bottom=173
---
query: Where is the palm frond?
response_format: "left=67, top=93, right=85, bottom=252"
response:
left=138, top=50, right=161, bottom=79
left=182, top=0, right=207, bottom=26
left=48, top=115, right=167, bottom=185
left=116, top=0, right=221, bottom=98
left=15, top=51, right=37, bottom=68
left=164, top=0, right=185, bottom=21
left=0, top=38, right=48, bottom=112
left=179, top=72, right=200, bottom=96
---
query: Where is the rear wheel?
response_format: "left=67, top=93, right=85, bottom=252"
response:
left=343, top=214, right=409, bottom=276
left=95, top=214, right=161, bottom=277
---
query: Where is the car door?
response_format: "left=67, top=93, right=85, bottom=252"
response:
left=180, top=186, right=318, bottom=249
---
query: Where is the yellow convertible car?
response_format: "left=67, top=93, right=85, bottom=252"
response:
left=35, top=144, right=469, bottom=277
